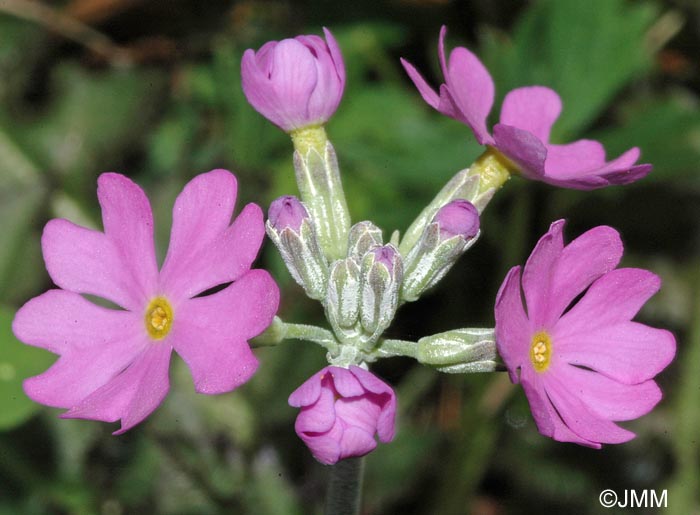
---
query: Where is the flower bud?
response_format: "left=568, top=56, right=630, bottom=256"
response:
left=325, top=258, right=362, bottom=342
left=417, top=328, right=498, bottom=373
left=399, top=169, right=494, bottom=256
left=266, top=196, right=328, bottom=300
left=241, top=28, right=345, bottom=132
left=359, top=245, right=403, bottom=346
left=347, top=221, right=383, bottom=260
left=288, top=365, right=396, bottom=465
left=401, top=200, right=480, bottom=302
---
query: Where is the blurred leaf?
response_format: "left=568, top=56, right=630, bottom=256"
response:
left=245, top=448, right=304, bottom=515
left=594, top=96, right=700, bottom=182
left=0, top=123, right=47, bottom=302
left=12, top=62, right=165, bottom=197
left=481, top=0, right=656, bottom=139
left=0, top=15, right=46, bottom=104
left=0, top=306, right=54, bottom=430
left=330, top=84, right=481, bottom=232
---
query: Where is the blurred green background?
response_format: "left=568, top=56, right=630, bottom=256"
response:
left=1, top=0, right=699, bottom=513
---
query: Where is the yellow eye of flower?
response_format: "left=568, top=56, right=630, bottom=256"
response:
left=145, top=297, right=174, bottom=340
left=530, top=331, right=552, bottom=373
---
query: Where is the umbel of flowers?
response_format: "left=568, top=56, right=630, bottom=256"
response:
left=241, top=26, right=674, bottom=461
left=14, top=24, right=674, bottom=480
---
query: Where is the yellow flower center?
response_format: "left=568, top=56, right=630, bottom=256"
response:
left=529, top=331, right=552, bottom=373
left=145, top=297, right=174, bottom=340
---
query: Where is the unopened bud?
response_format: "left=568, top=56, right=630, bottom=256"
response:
left=359, top=245, right=403, bottom=346
left=417, top=328, right=498, bottom=373
left=434, top=199, right=480, bottom=240
left=325, top=258, right=362, bottom=343
left=267, top=196, right=328, bottom=300
left=401, top=200, right=480, bottom=302
left=347, top=221, right=383, bottom=260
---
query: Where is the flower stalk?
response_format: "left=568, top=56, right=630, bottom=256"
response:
left=291, top=126, right=351, bottom=261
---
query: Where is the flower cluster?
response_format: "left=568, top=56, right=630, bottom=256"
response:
left=13, top=23, right=676, bottom=473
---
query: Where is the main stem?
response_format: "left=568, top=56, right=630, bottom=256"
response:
left=324, top=457, right=365, bottom=515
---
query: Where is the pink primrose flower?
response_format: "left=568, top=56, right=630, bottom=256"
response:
left=13, top=170, right=279, bottom=434
left=288, top=366, right=396, bottom=465
left=494, top=220, right=675, bottom=447
left=242, top=28, right=345, bottom=132
left=401, top=26, right=652, bottom=189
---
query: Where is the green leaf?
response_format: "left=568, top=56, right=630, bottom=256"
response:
left=481, top=0, right=657, bottom=139
left=0, top=306, right=55, bottom=430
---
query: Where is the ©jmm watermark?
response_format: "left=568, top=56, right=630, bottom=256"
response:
left=599, top=489, right=668, bottom=509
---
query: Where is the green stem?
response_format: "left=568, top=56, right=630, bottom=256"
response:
left=324, top=457, right=365, bottom=515
left=251, top=317, right=339, bottom=354
left=375, top=338, right=418, bottom=358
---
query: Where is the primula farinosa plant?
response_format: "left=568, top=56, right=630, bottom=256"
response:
left=13, top=24, right=676, bottom=512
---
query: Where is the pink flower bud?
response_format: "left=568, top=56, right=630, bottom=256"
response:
left=433, top=200, right=480, bottom=241
left=241, top=28, right=345, bottom=132
left=268, top=195, right=309, bottom=233
left=288, top=366, right=396, bottom=465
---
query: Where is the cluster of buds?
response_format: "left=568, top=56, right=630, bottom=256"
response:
left=267, top=193, right=483, bottom=361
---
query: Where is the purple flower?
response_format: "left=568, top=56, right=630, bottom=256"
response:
left=13, top=170, right=279, bottom=434
left=268, top=195, right=309, bottom=233
left=433, top=199, right=480, bottom=241
left=288, top=366, right=396, bottom=464
left=401, top=26, right=652, bottom=189
left=241, top=28, right=345, bottom=132
left=495, top=220, right=675, bottom=447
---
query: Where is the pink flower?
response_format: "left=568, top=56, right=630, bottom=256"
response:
left=288, top=366, right=396, bottom=464
left=241, top=28, right=345, bottom=132
left=495, top=220, right=675, bottom=447
left=401, top=26, right=652, bottom=189
left=13, top=170, right=279, bottom=434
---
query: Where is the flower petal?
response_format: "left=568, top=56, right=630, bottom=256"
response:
left=558, top=268, right=661, bottom=333
left=170, top=269, right=278, bottom=394
left=441, top=27, right=494, bottom=145
left=335, top=395, right=382, bottom=434
left=299, top=417, right=343, bottom=465
left=97, top=173, right=158, bottom=302
left=339, top=426, right=378, bottom=460
left=161, top=171, right=265, bottom=300
left=520, top=368, right=600, bottom=447
left=544, top=373, right=636, bottom=444
left=349, top=366, right=396, bottom=442
left=548, top=225, right=622, bottom=320
left=520, top=220, right=564, bottom=327
left=295, top=384, right=337, bottom=434
left=323, top=27, right=346, bottom=86
left=555, top=321, right=675, bottom=384
left=17, top=291, right=147, bottom=408
left=499, top=86, right=562, bottom=143
left=401, top=57, right=441, bottom=111
left=63, top=343, right=172, bottom=434
left=543, top=140, right=607, bottom=178
left=288, top=368, right=325, bottom=407
left=492, top=124, right=547, bottom=178
left=561, top=366, right=662, bottom=421
left=42, top=220, right=143, bottom=310
left=13, top=289, right=139, bottom=354
left=494, top=266, right=531, bottom=382
left=329, top=367, right=365, bottom=398
left=301, top=31, right=343, bottom=123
